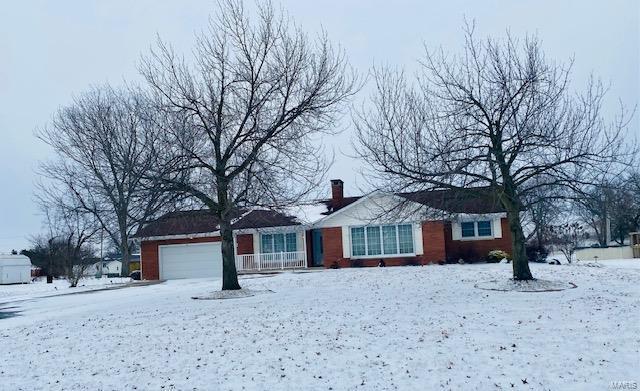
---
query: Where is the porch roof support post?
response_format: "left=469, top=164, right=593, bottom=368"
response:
left=302, top=229, right=308, bottom=268
left=232, top=232, right=240, bottom=271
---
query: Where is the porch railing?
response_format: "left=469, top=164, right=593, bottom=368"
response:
left=235, top=251, right=306, bottom=272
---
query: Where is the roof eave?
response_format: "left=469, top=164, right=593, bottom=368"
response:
left=135, top=231, right=221, bottom=242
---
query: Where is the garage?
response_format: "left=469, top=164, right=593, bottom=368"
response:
left=158, top=242, right=222, bottom=280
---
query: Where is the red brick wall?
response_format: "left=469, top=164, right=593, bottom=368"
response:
left=321, top=227, right=345, bottom=268
left=422, top=221, right=446, bottom=262
left=140, top=236, right=221, bottom=280
left=444, top=218, right=512, bottom=262
left=236, top=234, right=254, bottom=255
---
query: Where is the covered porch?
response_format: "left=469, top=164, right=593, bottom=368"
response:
left=235, top=251, right=307, bottom=272
left=233, top=225, right=308, bottom=272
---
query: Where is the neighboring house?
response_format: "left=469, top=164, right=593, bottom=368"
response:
left=134, top=179, right=512, bottom=280
left=83, top=260, right=123, bottom=277
left=101, top=254, right=141, bottom=273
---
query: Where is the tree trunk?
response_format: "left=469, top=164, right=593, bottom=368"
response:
left=217, top=179, right=241, bottom=291
left=506, top=207, right=534, bottom=280
left=120, top=238, right=130, bottom=277
left=219, top=217, right=241, bottom=290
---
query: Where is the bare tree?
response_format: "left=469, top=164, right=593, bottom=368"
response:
left=547, top=223, right=588, bottom=263
left=23, top=235, right=66, bottom=280
left=140, top=0, right=358, bottom=290
left=32, top=200, right=100, bottom=287
left=37, top=85, right=180, bottom=276
left=575, top=172, right=640, bottom=245
left=355, top=24, right=633, bottom=280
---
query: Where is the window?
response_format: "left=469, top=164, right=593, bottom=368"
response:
left=382, top=225, right=397, bottom=254
left=477, top=221, right=492, bottom=237
left=366, top=226, right=382, bottom=255
left=460, top=221, right=493, bottom=238
left=261, top=234, right=273, bottom=253
left=261, top=232, right=297, bottom=253
left=350, top=224, right=414, bottom=257
left=397, top=224, right=414, bottom=253
left=285, top=233, right=297, bottom=251
left=351, top=227, right=366, bottom=256
left=461, top=222, right=476, bottom=238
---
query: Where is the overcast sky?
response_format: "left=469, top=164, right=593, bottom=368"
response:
left=0, top=0, right=638, bottom=252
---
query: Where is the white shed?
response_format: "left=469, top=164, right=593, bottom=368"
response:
left=0, top=254, right=31, bottom=284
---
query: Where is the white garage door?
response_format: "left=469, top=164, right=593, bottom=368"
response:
left=159, top=242, right=223, bottom=280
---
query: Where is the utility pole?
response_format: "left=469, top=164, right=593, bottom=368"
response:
left=100, top=227, right=104, bottom=277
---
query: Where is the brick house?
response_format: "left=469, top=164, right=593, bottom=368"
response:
left=135, top=180, right=512, bottom=280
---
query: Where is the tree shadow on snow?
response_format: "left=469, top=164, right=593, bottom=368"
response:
left=0, top=305, right=22, bottom=320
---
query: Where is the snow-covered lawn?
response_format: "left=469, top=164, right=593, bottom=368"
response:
left=1, top=261, right=638, bottom=390
left=0, top=277, right=132, bottom=303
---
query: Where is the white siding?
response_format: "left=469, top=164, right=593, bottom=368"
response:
left=414, top=223, right=424, bottom=255
left=451, top=221, right=462, bottom=240
left=296, top=231, right=305, bottom=252
left=252, top=233, right=260, bottom=254
left=314, top=192, right=425, bottom=228
left=341, top=226, right=351, bottom=258
left=492, top=218, right=503, bottom=238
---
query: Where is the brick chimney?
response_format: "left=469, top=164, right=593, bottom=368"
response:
left=330, top=179, right=344, bottom=208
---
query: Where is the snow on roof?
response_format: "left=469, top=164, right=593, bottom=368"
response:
left=0, top=254, right=31, bottom=266
left=285, top=203, right=329, bottom=225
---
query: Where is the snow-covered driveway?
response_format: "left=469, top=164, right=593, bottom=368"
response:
left=1, top=262, right=638, bottom=390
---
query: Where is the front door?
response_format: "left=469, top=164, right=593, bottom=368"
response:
left=311, top=229, right=324, bottom=267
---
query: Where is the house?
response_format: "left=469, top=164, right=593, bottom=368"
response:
left=83, top=259, right=123, bottom=277
left=135, top=179, right=512, bottom=280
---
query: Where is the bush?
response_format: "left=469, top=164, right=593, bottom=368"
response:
left=526, top=244, right=549, bottom=263
left=487, top=250, right=510, bottom=263
left=404, top=258, right=420, bottom=266
left=349, top=259, right=363, bottom=268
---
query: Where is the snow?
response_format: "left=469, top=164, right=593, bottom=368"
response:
left=0, top=277, right=132, bottom=303
left=192, top=288, right=273, bottom=300
left=475, top=278, right=577, bottom=292
left=1, top=261, right=638, bottom=390
left=286, top=202, right=328, bottom=224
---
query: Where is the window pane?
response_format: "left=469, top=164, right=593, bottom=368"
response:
left=477, top=221, right=492, bottom=237
left=366, top=226, right=381, bottom=255
left=382, top=225, right=398, bottom=254
left=397, top=224, right=414, bottom=253
left=461, top=222, right=475, bottom=238
left=273, top=233, right=285, bottom=252
left=285, top=233, right=297, bottom=252
left=261, top=234, right=273, bottom=253
left=351, top=227, right=366, bottom=256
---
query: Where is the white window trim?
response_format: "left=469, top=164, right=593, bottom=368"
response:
left=350, top=224, right=416, bottom=259
left=260, top=232, right=298, bottom=253
left=459, top=220, right=494, bottom=241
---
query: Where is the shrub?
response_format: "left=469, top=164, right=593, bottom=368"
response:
left=349, top=259, right=363, bottom=268
left=404, top=258, right=419, bottom=266
left=487, top=250, right=510, bottom=263
left=525, top=244, right=549, bottom=263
